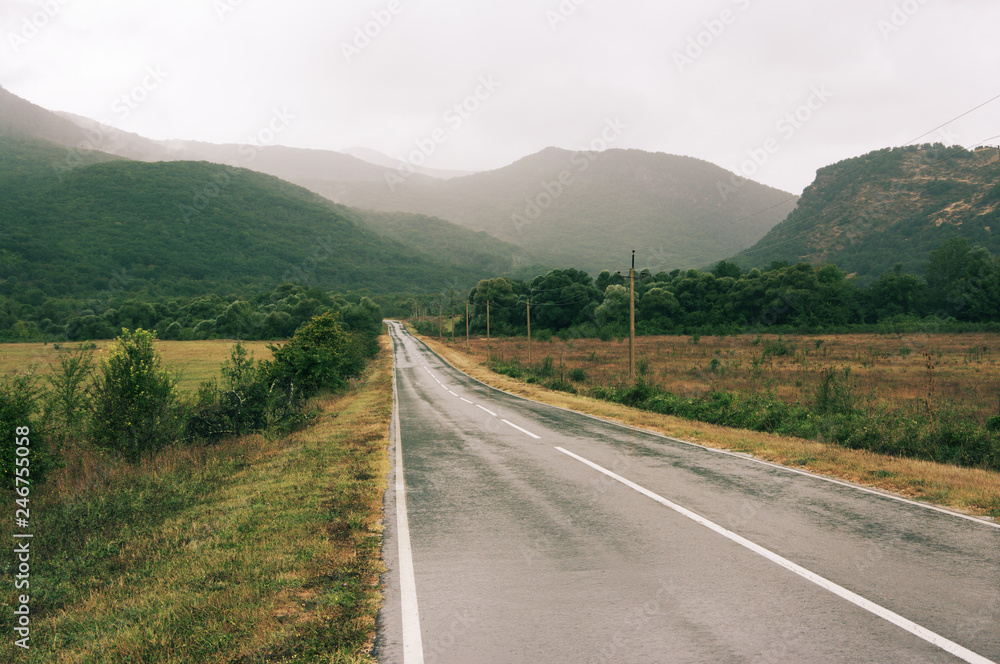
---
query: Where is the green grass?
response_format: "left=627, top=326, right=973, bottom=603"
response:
left=0, top=340, right=273, bottom=394
left=0, top=338, right=392, bottom=662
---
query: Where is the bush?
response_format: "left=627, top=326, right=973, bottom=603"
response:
left=188, top=343, right=305, bottom=440
left=267, top=312, right=365, bottom=397
left=88, top=328, right=182, bottom=461
left=1, top=374, right=59, bottom=489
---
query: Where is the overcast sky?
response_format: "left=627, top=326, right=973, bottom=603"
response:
left=3, top=0, right=998, bottom=194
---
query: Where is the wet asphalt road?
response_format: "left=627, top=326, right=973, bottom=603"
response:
left=377, top=322, right=1000, bottom=664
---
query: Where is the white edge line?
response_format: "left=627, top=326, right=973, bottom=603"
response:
left=556, top=446, right=996, bottom=664
left=399, top=329, right=998, bottom=530
left=460, top=398, right=474, bottom=404
left=392, top=329, right=425, bottom=664
left=448, top=390, right=459, bottom=397
left=502, top=419, right=541, bottom=439
left=476, top=404, right=497, bottom=417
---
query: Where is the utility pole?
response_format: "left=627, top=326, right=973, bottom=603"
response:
left=465, top=301, right=470, bottom=351
left=450, top=290, right=455, bottom=343
left=487, top=300, right=491, bottom=346
left=629, top=249, right=636, bottom=383
left=438, top=297, right=443, bottom=340
left=527, top=297, right=532, bottom=363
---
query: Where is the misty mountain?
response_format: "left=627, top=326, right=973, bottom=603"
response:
left=0, top=86, right=443, bottom=185
left=340, top=146, right=473, bottom=179
left=3, top=87, right=798, bottom=275
left=298, top=147, right=799, bottom=273
left=0, top=135, right=491, bottom=301
left=733, top=144, right=1000, bottom=281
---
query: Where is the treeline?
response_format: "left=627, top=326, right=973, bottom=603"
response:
left=1, top=312, right=379, bottom=489
left=0, top=282, right=383, bottom=342
left=447, top=238, right=1000, bottom=338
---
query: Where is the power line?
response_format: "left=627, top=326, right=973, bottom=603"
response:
left=643, top=93, right=1000, bottom=269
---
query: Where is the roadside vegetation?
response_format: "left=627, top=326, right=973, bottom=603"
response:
left=1, top=309, right=389, bottom=662
left=419, top=330, right=1000, bottom=518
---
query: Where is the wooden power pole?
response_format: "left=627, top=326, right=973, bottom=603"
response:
left=527, top=297, right=532, bottom=363
left=465, top=301, right=470, bottom=351
left=629, top=250, right=636, bottom=383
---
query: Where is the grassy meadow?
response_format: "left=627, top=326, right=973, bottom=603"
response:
left=420, top=330, right=1000, bottom=518
left=1, top=337, right=391, bottom=663
left=434, top=331, right=1000, bottom=425
left=0, top=340, right=274, bottom=395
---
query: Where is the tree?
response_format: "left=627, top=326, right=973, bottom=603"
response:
left=1, top=373, right=59, bottom=490
left=595, top=285, right=629, bottom=328
left=88, top=328, right=181, bottom=461
left=267, top=312, right=358, bottom=396
left=711, top=260, right=743, bottom=279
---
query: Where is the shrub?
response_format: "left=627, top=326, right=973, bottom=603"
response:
left=1, top=374, right=59, bottom=489
left=46, top=345, right=94, bottom=439
left=88, top=328, right=181, bottom=461
left=267, top=312, right=356, bottom=397
left=188, top=343, right=304, bottom=440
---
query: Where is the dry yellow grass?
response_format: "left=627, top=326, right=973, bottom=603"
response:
left=441, top=331, right=1000, bottom=422
left=418, top=330, right=1000, bottom=519
left=2, top=337, right=393, bottom=663
left=0, top=339, right=273, bottom=394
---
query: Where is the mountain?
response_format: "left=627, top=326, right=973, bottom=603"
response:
left=340, top=146, right=473, bottom=179
left=0, top=135, right=489, bottom=301
left=353, top=209, right=545, bottom=278
left=1, top=86, right=438, bottom=184
left=0, top=86, right=101, bottom=147
left=733, top=144, right=1000, bottom=281
left=3, top=87, right=796, bottom=275
left=301, top=147, right=799, bottom=273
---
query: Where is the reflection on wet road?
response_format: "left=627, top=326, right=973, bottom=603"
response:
left=378, top=322, right=1000, bottom=664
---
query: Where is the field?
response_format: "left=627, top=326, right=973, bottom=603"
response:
left=420, top=330, right=1000, bottom=517
left=0, top=338, right=391, bottom=662
left=0, top=340, right=274, bottom=394
left=442, top=331, right=1000, bottom=425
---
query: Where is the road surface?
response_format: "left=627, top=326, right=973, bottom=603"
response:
left=377, top=322, right=1000, bottom=664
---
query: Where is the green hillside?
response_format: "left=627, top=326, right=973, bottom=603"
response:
left=0, top=136, right=484, bottom=302
left=298, top=147, right=799, bottom=273
left=734, top=144, right=1000, bottom=281
left=350, top=209, right=546, bottom=276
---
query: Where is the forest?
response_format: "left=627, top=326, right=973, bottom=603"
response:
left=430, top=237, right=1000, bottom=341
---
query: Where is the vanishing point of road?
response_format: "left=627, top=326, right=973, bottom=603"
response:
left=377, top=322, right=1000, bottom=664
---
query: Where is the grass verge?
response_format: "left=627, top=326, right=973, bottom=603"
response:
left=417, top=332, right=1000, bottom=520
left=1, top=337, right=392, bottom=663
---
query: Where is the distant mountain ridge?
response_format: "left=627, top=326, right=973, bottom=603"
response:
left=1, top=86, right=799, bottom=274
left=0, top=135, right=492, bottom=300
left=305, top=146, right=800, bottom=273
left=733, top=144, right=1000, bottom=281
left=340, top=146, right=473, bottom=179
